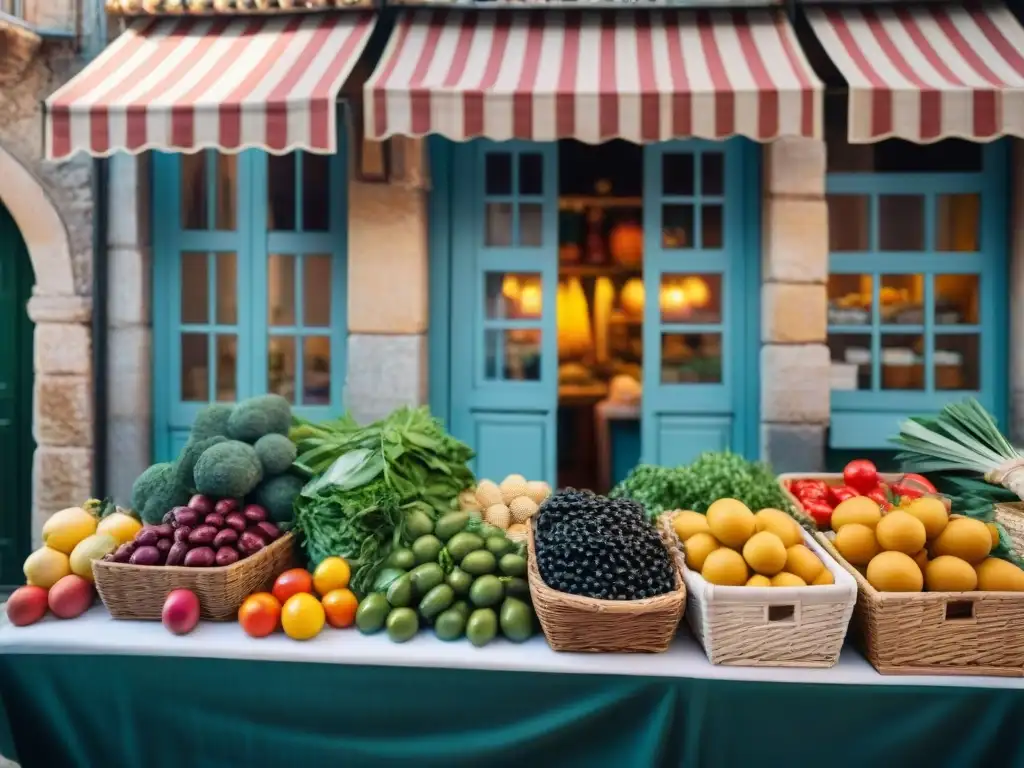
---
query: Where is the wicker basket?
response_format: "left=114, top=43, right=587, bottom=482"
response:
left=659, top=512, right=856, bottom=667
left=781, top=474, right=1024, bottom=677
left=526, top=518, right=687, bottom=653
left=92, top=533, right=297, bottom=621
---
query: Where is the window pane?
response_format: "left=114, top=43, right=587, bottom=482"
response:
left=486, top=272, right=542, bottom=320
left=268, top=153, right=297, bottom=231
left=520, top=203, right=543, bottom=246
left=881, top=335, right=924, bottom=390
left=661, top=333, right=721, bottom=384
left=936, top=194, right=980, bottom=252
left=180, top=333, right=209, bottom=401
left=701, top=205, right=723, bottom=248
left=935, top=334, right=979, bottom=391
left=303, top=255, right=332, bottom=327
left=268, top=254, right=296, bottom=326
left=701, top=153, right=724, bottom=195
left=181, top=153, right=208, bottom=230
left=828, top=334, right=871, bottom=391
left=879, top=195, right=925, bottom=251
left=519, top=154, right=543, bottom=196
left=880, top=274, right=923, bottom=325
left=180, top=252, right=208, bottom=324
left=303, top=336, right=331, bottom=405
left=215, top=252, right=237, bottom=325
left=827, top=195, right=869, bottom=252
left=485, top=203, right=513, bottom=246
left=662, top=153, right=695, bottom=196
left=302, top=153, right=330, bottom=232
left=485, top=329, right=541, bottom=381
left=662, top=205, right=694, bottom=248
left=828, top=274, right=872, bottom=326
left=935, top=274, right=979, bottom=325
left=215, top=334, right=237, bottom=402
left=485, top=154, right=512, bottom=195
left=268, top=336, right=297, bottom=403
left=215, top=154, right=237, bottom=231
left=660, top=274, right=722, bottom=323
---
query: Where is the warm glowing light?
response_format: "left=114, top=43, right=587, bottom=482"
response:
left=680, top=276, right=710, bottom=307
left=620, top=278, right=645, bottom=315
left=660, top=283, right=688, bottom=315
left=502, top=275, right=521, bottom=300
left=519, top=282, right=542, bottom=317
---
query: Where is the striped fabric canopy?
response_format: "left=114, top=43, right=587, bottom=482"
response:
left=365, top=9, right=823, bottom=144
left=45, top=13, right=376, bottom=160
left=806, top=4, right=1024, bottom=143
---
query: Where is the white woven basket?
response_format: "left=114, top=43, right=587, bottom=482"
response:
left=661, top=513, right=857, bottom=668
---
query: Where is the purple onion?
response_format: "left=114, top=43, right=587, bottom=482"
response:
left=243, top=504, right=267, bottom=524
left=188, top=495, right=215, bottom=516
left=215, top=546, right=240, bottom=567
left=213, top=528, right=239, bottom=548
left=255, top=521, right=281, bottom=542
left=173, top=507, right=199, bottom=529
left=135, top=528, right=159, bottom=547
left=224, top=512, right=247, bottom=533
left=214, top=498, right=239, bottom=517
left=166, top=541, right=188, bottom=566
left=203, top=513, right=225, bottom=529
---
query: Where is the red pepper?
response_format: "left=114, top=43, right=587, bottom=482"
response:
left=793, top=480, right=830, bottom=502
left=890, top=482, right=924, bottom=501
left=843, top=459, right=879, bottom=494
left=829, top=485, right=860, bottom=505
left=900, top=473, right=937, bottom=494
left=865, top=487, right=892, bottom=511
left=802, top=500, right=834, bottom=528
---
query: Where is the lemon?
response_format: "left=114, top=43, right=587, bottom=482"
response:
left=684, top=533, right=719, bottom=572
left=876, top=510, right=927, bottom=555
left=831, top=497, right=882, bottom=532
left=784, top=544, right=824, bottom=584
left=41, top=507, right=98, bottom=555
left=700, top=548, right=749, bottom=586
left=834, top=523, right=879, bottom=566
left=706, top=499, right=755, bottom=549
left=754, top=508, right=802, bottom=548
left=746, top=574, right=772, bottom=587
left=771, top=572, right=807, bottom=587
left=975, top=558, right=1024, bottom=591
left=96, top=512, right=143, bottom=545
left=312, top=557, right=351, bottom=597
left=925, top=556, right=977, bottom=592
left=903, top=497, right=949, bottom=540
left=866, top=551, right=923, bottom=592
left=811, top=569, right=834, bottom=586
left=672, top=511, right=710, bottom=542
left=23, top=546, right=71, bottom=589
left=742, top=532, right=787, bottom=576
left=932, top=518, right=992, bottom=564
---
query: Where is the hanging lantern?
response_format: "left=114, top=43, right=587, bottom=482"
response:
left=680, top=276, right=710, bottom=307
left=620, top=278, right=645, bottom=316
left=660, top=281, right=689, bottom=319
left=519, top=281, right=542, bottom=318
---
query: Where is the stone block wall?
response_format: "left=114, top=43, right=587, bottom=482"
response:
left=759, top=138, right=830, bottom=472
left=1010, top=140, right=1024, bottom=444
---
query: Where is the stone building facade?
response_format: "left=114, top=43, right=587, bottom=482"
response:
left=0, top=4, right=98, bottom=546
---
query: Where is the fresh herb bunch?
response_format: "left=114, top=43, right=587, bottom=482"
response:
left=609, top=465, right=691, bottom=516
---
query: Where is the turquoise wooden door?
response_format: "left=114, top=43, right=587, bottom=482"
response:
left=152, top=144, right=348, bottom=462
left=450, top=141, right=559, bottom=485
left=0, top=205, right=33, bottom=588
left=641, top=140, right=758, bottom=465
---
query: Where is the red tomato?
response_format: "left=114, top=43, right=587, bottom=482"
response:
left=843, top=460, right=879, bottom=494
left=900, top=473, right=937, bottom=494
left=829, top=485, right=860, bottom=505
left=794, top=480, right=830, bottom=502
left=272, top=569, right=314, bottom=605
left=890, top=482, right=924, bottom=501
left=238, top=592, right=281, bottom=638
left=803, top=500, right=834, bottom=528
left=864, top=487, right=892, bottom=511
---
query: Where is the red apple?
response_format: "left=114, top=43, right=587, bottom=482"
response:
left=162, top=589, right=200, bottom=635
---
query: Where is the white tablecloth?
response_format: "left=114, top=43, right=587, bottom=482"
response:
left=2, top=607, right=1021, bottom=690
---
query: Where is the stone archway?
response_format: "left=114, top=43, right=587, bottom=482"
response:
left=0, top=143, right=93, bottom=545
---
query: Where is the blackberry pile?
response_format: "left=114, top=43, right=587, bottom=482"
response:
left=534, top=489, right=676, bottom=600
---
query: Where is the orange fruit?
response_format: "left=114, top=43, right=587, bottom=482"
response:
left=321, top=588, right=359, bottom=629
left=313, top=557, right=351, bottom=596
left=281, top=593, right=325, bottom=641
left=272, top=568, right=313, bottom=605
left=238, top=592, right=281, bottom=638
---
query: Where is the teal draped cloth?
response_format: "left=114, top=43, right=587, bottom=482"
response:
left=3, top=653, right=1024, bottom=767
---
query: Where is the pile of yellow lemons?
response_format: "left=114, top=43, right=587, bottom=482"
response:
left=829, top=495, right=1024, bottom=592
left=672, top=499, right=833, bottom=587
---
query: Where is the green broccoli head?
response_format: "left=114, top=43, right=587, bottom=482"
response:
left=253, top=433, right=297, bottom=476
left=175, top=435, right=228, bottom=491
left=191, top=403, right=235, bottom=441
left=193, top=440, right=264, bottom=499
left=251, top=473, right=303, bottom=524
left=131, top=462, right=191, bottom=525
left=226, top=394, right=292, bottom=443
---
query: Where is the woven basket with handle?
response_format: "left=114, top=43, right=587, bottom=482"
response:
left=92, top=532, right=297, bottom=621
left=659, top=511, right=856, bottom=668
left=781, top=474, right=1024, bottom=677
left=526, top=518, right=686, bottom=653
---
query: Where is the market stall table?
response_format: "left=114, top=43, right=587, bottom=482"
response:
left=3, top=609, right=1024, bottom=768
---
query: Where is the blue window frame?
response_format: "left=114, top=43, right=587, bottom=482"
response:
left=825, top=133, right=1007, bottom=449
left=152, top=143, right=348, bottom=462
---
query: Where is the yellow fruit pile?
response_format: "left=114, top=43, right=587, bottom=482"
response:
left=673, top=500, right=833, bottom=587
left=829, top=495, right=1024, bottom=593
left=459, top=475, right=551, bottom=537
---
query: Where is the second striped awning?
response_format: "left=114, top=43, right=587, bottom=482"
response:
left=365, top=10, right=823, bottom=144
left=806, top=4, right=1024, bottom=143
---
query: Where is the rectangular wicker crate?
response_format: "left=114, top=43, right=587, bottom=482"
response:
left=780, top=473, right=1024, bottom=677
left=659, top=511, right=856, bottom=668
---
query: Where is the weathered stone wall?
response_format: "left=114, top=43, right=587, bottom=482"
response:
left=0, top=40, right=95, bottom=544
left=1010, top=140, right=1024, bottom=444
left=759, top=138, right=830, bottom=472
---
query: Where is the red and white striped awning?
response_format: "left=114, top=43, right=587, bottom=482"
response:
left=365, top=10, right=822, bottom=144
left=45, top=13, right=376, bottom=160
left=806, top=4, right=1024, bottom=143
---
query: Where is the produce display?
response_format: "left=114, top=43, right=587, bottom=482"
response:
left=826, top=494, right=1024, bottom=593
left=131, top=395, right=303, bottom=527
left=162, top=589, right=201, bottom=635
left=673, top=501, right=834, bottom=587
left=291, top=407, right=474, bottom=594
left=535, top=489, right=675, bottom=600
left=355, top=511, right=536, bottom=646
left=457, top=475, right=551, bottom=536
left=611, top=452, right=803, bottom=523
left=104, top=496, right=284, bottom=568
